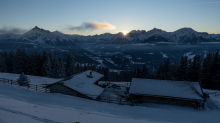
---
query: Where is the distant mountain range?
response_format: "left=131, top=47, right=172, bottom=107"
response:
left=78, top=28, right=220, bottom=44
left=0, top=26, right=77, bottom=46
left=0, top=26, right=220, bottom=45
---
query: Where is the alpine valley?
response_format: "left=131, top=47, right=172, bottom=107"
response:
left=1, top=26, right=220, bottom=72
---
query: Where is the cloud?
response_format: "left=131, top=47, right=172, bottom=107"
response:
left=0, top=26, right=27, bottom=34
left=68, top=21, right=116, bottom=31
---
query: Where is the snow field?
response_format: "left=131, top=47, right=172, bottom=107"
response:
left=0, top=83, right=220, bottom=123
left=0, top=72, right=63, bottom=85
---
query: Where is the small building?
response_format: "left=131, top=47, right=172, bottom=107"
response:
left=98, top=81, right=131, bottom=88
left=129, top=78, right=205, bottom=108
left=47, top=70, right=104, bottom=100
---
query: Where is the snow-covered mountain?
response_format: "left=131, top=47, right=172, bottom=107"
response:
left=72, top=27, right=220, bottom=44
left=0, top=33, right=21, bottom=40
left=0, top=26, right=220, bottom=45
left=0, top=26, right=78, bottom=46
left=22, top=26, right=79, bottom=45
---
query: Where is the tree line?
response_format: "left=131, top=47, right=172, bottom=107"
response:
left=1, top=48, right=219, bottom=89
left=0, top=48, right=132, bottom=81
left=133, top=51, right=220, bottom=90
left=0, top=48, right=75, bottom=78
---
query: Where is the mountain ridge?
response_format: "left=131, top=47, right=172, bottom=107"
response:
left=0, top=26, right=220, bottom=45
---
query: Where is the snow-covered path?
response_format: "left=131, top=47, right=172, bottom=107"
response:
left=0, top=83, right=220, bottom=123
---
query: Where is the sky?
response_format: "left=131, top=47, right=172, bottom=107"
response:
left=0, top=0, right=220, bottom=35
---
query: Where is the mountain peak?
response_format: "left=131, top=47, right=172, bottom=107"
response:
left=176, top=28, right=195, bottom=33
left=28, top=26, right=50, bottom=34
left=33, top=26, right=41, bottom=30
left=150, top=28, right=163, bottom=32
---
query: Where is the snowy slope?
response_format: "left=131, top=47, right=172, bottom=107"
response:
left=0, top=83, right=220, bottom=123
left=0, top=72, right=63, bottom=85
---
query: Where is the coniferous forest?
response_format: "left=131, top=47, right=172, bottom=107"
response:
left=0, top=48, right=132, bottom=81
left=0, top=48, right=219, bottom=90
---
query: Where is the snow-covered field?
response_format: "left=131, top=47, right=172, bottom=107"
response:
left=1, top=82, right=220, bottom=123
left=0, top=72, right=63, bottom=85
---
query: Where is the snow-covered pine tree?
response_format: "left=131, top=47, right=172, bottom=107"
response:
left=156, top=63, right=164, bottom=79
left=170, top=62, right=178, bottom=80
left=176, top=56, right=188, bottom=81
left=65, top=52, right=75, bottom=77
left=34, top=51, right=43, bottom=76
left=30, top=53, right=37, bottom=75
left=6, top=51, right=15, bottom=73
left=141, top=64, right=149, bottom=78
left=163, top=58, right=172, bottom=80
left=133, top=66, right=141, bottom=78
left=23, top=49, right=32, bottom=75
left=83, top=63, right=88, bottom=71
left=3, top=51, right=8, bottom=60
left=0, top=53, right=7, bottom=72
left=58, top=56, right=66, bottom=78
left=13, top=47, right=25, bottom=74
left=188, top=55, right=201, bottom=82
left=76, top=63, right=80, bottom=72
left=210, top=51, right=220, bottom=89
left=17, top=72, right=30, bottom=86
left=79, top=63, right=83, bottom=72
left=3, top=51, right=8, bottom=72
left=201, top=52, right=213, bottom=88
left=42, top=50, right=52, bottom=77
left=52, top=56, right=65, bottom=78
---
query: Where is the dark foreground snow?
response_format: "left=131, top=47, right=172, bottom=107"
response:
left=0, top=83, right=220, bottom=123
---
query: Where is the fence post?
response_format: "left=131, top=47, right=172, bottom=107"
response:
left=36, top=85, right=37, bottom=91
left=86, top=94, right=87, bottom=99
left=11, top=80, right=12, bottom=85
left=8, top=80, right=9, bottom=84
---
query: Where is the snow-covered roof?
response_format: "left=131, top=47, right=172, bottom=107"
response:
left=63, top=70, right=104, bottom=99
left=129, top=78, right=204, bottom=100
left=74, top=70, right=104, bottom=84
